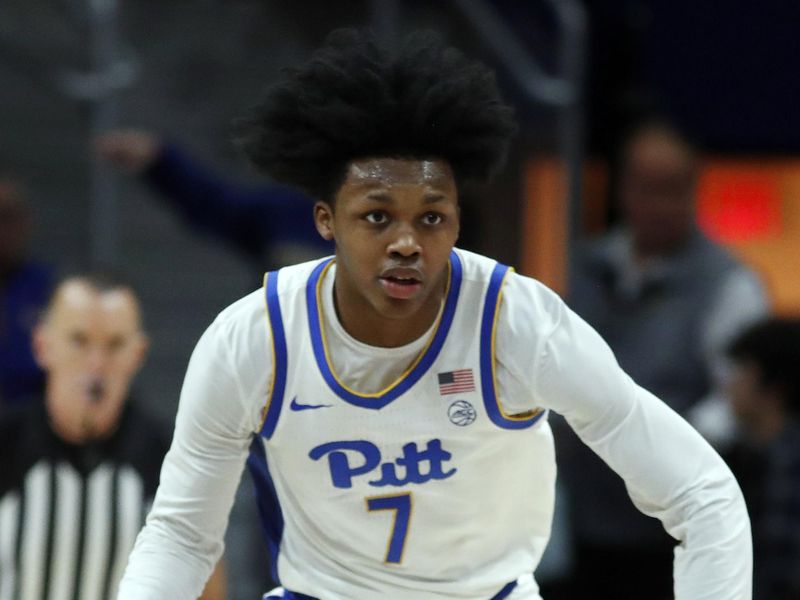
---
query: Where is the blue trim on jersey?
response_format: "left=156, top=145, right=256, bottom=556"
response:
left=261, top=269, right=288, bottom=438
left=479, top=263, right=545, bottom=430
left=490, top=580, right=518, bottom=599
left=306, top=251, right=463, bottom=409
left=246, top=436, right=284, bottom=584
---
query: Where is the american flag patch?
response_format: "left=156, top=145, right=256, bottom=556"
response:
left=437, top=369, right=475, bottom=395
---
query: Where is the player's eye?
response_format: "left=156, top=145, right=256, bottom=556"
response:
left=422, top=212, right=444, bottom=226
left=365, top=211, right=389, bottom=225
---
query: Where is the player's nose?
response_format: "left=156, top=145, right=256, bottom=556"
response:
left=386, top=224, right=421, bottom=258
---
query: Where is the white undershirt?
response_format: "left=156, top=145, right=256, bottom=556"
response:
left=321, top=264, right=437, bottom=394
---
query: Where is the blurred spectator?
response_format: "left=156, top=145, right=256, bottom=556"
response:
left=95, top=130, right=331, bottom=272
left=0, top=274, right=224, bottom=599
left=724, top=318, right=800, bottom=600
left=555, top=120, right=768, bottom=599
left=0, top=173, right=52, bottom=410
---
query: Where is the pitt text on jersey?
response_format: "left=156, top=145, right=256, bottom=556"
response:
left=309, top=439, right=456, bottom=489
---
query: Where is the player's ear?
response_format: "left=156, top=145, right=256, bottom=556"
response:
left=314, top=201, right=335, bottom=241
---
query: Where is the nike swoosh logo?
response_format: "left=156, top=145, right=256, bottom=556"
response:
left=290, top=397, right=333, bottom=411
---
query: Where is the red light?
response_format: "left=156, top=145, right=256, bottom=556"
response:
left=697, top=170, right=782, bottom=243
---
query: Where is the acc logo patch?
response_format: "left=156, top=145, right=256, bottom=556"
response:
left=448, top=400, right=477, bottom=426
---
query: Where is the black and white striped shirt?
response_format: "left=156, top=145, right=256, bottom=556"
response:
left=0, top=401, right=167, bottom=600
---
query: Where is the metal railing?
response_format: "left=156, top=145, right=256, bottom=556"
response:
left=450, top=0, right=588, bottom=252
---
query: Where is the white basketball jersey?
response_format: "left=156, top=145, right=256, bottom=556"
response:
left=247, top=249, right=556, bottom=600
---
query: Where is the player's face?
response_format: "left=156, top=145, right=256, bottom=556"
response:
left=314, top=158, right=460, bottom=346
left=33, top=281, right=148, bottom=442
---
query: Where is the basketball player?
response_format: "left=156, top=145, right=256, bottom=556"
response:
left=118, top=29, right=751, bottom=599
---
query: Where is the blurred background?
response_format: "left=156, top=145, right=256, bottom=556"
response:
left=2, top=1, right=800, bottom=598
left=2, top=0, right=799, bottom=419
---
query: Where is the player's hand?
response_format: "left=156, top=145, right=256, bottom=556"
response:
left=94, top=129, right=162, bottom=174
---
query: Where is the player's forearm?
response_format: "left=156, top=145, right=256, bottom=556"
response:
left=117, top=471, right=228, bottom=599
left=569, top=386, right=752, bottom=598
left=117, top=526, right=215, bottom=600
left=669, top=478, right=752, bottom=599
left=634, top=408, right=751, bottom=597
left=535, top=304, right=753, bottom=597
left=117, top=316, right=260, bottom=599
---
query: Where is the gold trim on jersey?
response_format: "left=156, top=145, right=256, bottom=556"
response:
left=315, top=260, right=452, bottom=399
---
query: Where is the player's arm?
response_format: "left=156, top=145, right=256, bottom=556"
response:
left=117, top=296, right=270, bottom=600
left=532, top=296, right=751, bottom=599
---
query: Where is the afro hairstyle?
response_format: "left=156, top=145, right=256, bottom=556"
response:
left=237, top=28, right=517, bottom=201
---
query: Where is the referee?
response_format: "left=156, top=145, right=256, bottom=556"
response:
left=0, top=274, right=224, bottom=600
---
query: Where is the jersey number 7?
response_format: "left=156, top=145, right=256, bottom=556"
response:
left=365, top=492, right=413, bottom=564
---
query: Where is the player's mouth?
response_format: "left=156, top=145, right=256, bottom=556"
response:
left=379, top=268, right=423, bottom=300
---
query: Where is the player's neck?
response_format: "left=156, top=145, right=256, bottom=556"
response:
left=332, top=277, right=445, bottom=348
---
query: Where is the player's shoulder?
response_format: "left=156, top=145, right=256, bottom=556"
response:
left=504, top=269, right=564, bottom=313
left=452, top=247, right=503, bottom=284
left=270, top=255, right=333, bottom=293
left=215, top=257, right=330, bottom=324
left=501, top=276, right=566, bottom=351
left=455, top=248, right=565, bottom=322
left=210, top=286, right=267, bottom=343
left=206, top=256, right=333, bottom=355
